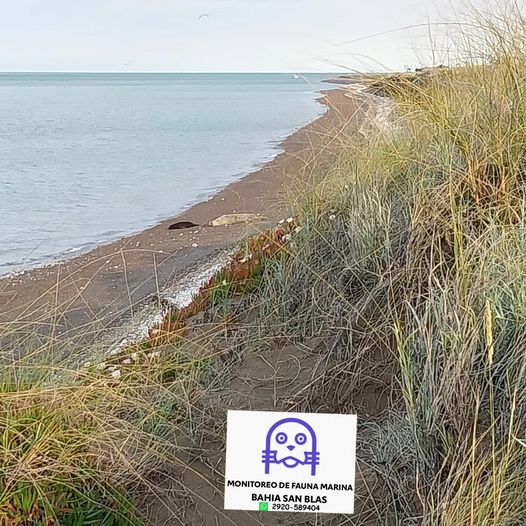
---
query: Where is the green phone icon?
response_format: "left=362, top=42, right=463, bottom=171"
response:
left=259, top=502, right=269, bottom=512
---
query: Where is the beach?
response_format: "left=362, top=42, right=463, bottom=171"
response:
left=2, top=4, right=524, bottom=524
left=0, top=87, right=363, bottom=351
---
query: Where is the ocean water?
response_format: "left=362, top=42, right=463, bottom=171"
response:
left=0, top=73, right=334, bottom=275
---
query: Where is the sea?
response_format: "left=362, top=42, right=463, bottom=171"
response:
left=0, top=73, right=335, bottom=276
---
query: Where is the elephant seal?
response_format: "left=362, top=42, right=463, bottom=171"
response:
left=168, top=221, right=200, bottom=230
left=208, top=213, right=262, bottom=227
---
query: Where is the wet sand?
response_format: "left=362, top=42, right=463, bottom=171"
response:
left=0, top=88, right=365, bottom=350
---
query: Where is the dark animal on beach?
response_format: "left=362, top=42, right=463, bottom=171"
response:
left=168, top=221, right=200, bottom=230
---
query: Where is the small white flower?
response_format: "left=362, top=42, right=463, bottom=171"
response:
left=282, top=234, right=292, bottom=242
left=110, top=369, right=122, bottom=379
left=329, top=214, right=336, bottom=221
left=192, top=243, right=199, bottom=248
left=83, top=361, right=92, bottom=368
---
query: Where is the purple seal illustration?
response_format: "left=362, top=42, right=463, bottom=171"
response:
left=261, top=417, right=320, bottom=476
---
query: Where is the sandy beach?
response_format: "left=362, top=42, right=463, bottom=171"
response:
left=0, top=87, right=364, bottom=351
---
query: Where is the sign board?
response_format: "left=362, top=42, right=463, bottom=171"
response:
left=224, top=410, right=357, bottom=514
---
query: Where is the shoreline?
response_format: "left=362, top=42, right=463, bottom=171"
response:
left=0, top=87, right=364, bottom=350
left=1, top=92, right=328, bottom=279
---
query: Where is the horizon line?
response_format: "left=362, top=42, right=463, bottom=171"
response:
left=0, top=70, right=348, bottom=75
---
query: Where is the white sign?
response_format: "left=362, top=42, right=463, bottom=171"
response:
left=224, top=410, right=357, bottom=515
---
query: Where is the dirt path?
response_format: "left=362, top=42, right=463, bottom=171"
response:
left=145, top=87, right=396, bottom=526
left=147, top=337, right=390, bottom=526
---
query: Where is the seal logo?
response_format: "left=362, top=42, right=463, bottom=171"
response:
left=261, top=417, right=320, bottom=476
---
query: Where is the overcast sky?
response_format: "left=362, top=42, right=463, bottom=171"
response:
left=0, top=0, right=498, bottom=72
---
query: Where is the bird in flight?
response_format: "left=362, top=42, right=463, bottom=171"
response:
left=198, top=13, right=210, bottom=20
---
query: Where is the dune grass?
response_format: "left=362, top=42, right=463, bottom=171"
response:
left=2, top=6, right=526, bottom=525
left=245, top=8, right=526, bottom=523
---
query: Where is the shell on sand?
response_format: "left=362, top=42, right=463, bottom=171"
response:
left=208, top=213, right=262, bottom=227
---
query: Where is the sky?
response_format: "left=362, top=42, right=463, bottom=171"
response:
left=0, top=0, right=499, bottom=73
